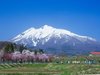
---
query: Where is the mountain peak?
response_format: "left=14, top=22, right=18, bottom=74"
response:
left=41, top=25, right=54, bottom=29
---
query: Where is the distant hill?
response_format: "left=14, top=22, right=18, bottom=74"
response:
left=0, top=41, right=27, bottom=52
left=0, top=41, right=10, bottom=49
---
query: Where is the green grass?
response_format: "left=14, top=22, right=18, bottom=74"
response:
left=0, top=63, right=100, bottom=75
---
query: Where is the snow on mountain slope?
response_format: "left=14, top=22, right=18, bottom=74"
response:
left=12, top=25, right=99, bottom=55
left=12, top=25, right=96, bottom=46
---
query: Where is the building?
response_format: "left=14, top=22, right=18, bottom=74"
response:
left=90, top=52, right=100, bottom=57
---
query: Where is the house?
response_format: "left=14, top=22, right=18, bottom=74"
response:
left=90, top=52, right=100, bottom=57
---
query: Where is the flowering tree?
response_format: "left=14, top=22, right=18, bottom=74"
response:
left=12, top=51, right=22, bottom=63
left=0, top=50, right=4, bottom=62
left=1, top=49, right=53, bottom=63
left=2, top=53, right=12, bottom=62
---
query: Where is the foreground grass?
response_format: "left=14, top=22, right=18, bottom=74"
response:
left=0, top=63, right=100, bottom=75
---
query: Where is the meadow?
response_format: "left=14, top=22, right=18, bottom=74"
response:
left=0, top=63, right=100, bottom=75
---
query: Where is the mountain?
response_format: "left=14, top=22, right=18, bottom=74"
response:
left=12, top=25, right=100, bottom=55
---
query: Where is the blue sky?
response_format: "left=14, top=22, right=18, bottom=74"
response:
left=0, top=0, right=100, bottom=41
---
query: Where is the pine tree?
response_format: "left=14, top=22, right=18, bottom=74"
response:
left=4, top=44, right=14, bottom=53
left=38, top=49, right=44, bottom=54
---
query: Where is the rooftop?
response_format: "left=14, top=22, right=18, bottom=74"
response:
left=90, top=52, right=100, bottom=55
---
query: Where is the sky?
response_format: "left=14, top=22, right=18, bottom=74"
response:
left=0, top=0, right=100, bottom=41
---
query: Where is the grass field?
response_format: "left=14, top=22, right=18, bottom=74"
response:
left=0, top=63, right=100, bottom=75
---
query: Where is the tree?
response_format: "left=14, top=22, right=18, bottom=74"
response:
left=4, top=44, right=14, bottom=53
left=18, top=44, right=28, bottom=53
left=34, top=50, right=38, bottom=55
left=38, top=49, right=44, bottom=54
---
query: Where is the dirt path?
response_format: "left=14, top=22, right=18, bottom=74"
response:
left=0, top=71, right=61, bottom=74
left=0, top=69, right=62, bottom=74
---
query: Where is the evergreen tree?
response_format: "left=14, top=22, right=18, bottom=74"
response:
left=4, top=44, right=14, bottom=53
left=38, top=49, right=44, bottom=54
left=34, top=50, right=38, bottom=55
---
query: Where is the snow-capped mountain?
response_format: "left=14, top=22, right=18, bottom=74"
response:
left=12, top=25, right=100, bottom=55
